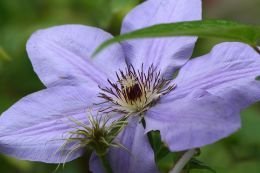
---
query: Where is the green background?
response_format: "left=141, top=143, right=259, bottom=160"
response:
left=0, top=0, right=260, bottom=173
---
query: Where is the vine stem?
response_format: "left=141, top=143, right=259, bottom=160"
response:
left=99, top=154, right=113, bottom=173
left=169, top=149, right=197, bottom=173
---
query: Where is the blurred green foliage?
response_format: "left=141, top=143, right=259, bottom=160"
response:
left=0, top=0, right=259, bottom=173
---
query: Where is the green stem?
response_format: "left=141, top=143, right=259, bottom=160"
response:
left=99, top=154, right=113, bottom=173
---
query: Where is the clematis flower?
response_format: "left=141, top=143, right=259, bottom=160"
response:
left=1, top=0, right=260, bottom=173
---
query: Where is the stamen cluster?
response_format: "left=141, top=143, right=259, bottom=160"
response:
left=98, top=64, right=175, bottom=115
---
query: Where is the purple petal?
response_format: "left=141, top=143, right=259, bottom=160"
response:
left=27, top=24, right=126, bottom=87
left=145, top=89, right=241, bottom=151
left=120, top=0, right=202, bottom=77
left=0, top=85, right=99, bottom=163
left=164, top=42, right=260, bottom=110
left=89, top=117, right=159, bottom=173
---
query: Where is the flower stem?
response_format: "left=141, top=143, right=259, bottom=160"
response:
left=99, top=154, right=113, bottom=173
left=169, top=149, right=197, bottom=173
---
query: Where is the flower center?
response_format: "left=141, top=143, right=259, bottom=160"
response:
left=98, top=64, right=176, bottom=115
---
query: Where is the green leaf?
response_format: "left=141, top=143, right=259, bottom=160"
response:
left=186, top=158, right=217, bottom=173
left=93, top=20, right=260, bottom=56
left=256, top=76, right=260, bottom=80
left=148, top=131, right=184, bottom=173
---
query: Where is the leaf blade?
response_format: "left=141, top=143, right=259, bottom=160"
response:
left=93, top=20, right=260, bottom=56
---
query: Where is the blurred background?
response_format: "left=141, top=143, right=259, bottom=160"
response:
left=0, top=0, right=260, bottom=173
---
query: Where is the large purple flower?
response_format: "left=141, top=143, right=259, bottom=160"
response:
left=1, top=0, right=260, bottom=173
